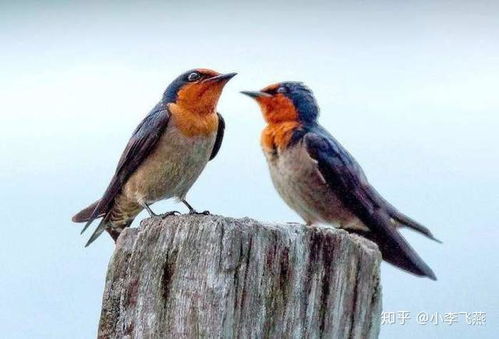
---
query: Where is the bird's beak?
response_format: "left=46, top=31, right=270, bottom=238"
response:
left=240, top=91, right=272, bottom=99
left=202, top=72, right=237, bottom=84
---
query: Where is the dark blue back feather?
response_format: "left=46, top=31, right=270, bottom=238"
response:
left=280, top=82, right=320, bottom=123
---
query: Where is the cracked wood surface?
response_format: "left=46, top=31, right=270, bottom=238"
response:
left=98, top=215, right=382, bottom=338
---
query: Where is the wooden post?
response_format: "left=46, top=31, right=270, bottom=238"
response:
left=98, top=215, right=382, bottom=338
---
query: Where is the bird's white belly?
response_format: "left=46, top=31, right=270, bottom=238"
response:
left=266, top=143, right=360, bottom=228
left=124, top=126, right=216, bottom=204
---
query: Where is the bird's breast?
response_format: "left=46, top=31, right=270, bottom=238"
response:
left=123, top=117, right=217, bottom=203
left=264, top=141, right=361, bottom=228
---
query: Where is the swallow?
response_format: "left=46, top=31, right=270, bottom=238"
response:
left=73, top=68, right=236, bottom=246
left=242, top=82, right=439, bottom=279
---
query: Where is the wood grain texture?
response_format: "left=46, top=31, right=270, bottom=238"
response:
left=98, top=215, right=382, bottom=338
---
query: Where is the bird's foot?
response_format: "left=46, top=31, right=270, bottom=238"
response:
left=188, top=209, right=210, bottom=215
left=149, top=211, right=180, bottom=220
left=181, top=199, right=210, bottom=216
left=158, top=211, right=181, bottom=218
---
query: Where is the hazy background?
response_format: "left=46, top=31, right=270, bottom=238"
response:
left=1, top=1, right=498, bottom=338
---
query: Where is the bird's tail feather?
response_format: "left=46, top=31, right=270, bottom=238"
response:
left=84, top=215, right=128, bottom=247
left=373, top=191, right=441, bottom=243
left=389, top=210, right=442, bottom=243
left=85, top=217, right=108, bottom=247
left=72, top=200, right=104, bottom=223
left=351, top=210, right=437, bottom=280
left=73, top=200, right=125, bottom=247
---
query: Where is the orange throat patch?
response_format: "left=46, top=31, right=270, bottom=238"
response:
left=261, top=121, right=300, bottom=154
left=168, top=103, right=219, bottom=137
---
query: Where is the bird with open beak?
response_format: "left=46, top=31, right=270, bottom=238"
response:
left=242, top=82, right=439, bottom=280
left=73, top=68, right=236, bottom=246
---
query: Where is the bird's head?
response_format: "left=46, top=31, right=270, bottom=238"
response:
left=241, top=82, right=319, bottom=124
left=163, top=68, right=237, bottom=114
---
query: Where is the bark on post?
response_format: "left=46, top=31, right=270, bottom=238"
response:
left=98, top=215, right=382, bottom=338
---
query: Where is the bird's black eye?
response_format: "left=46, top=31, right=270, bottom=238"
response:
left=277, top=86, right=287, bottom=94
left=187, top=72, right=201, bottom=82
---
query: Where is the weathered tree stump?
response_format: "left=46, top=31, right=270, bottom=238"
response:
left=98, top=215, right=382, bottom=338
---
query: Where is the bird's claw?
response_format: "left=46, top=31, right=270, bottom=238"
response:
left=150, top=211, right=180, bottom=220
left=159, top=211, right=181, bottom=218
left=189, top=210, right=210, bottom=215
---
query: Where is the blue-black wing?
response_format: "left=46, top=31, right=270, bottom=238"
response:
left=304, top=127, right=436, bottom=279
left=210, top=113, right=225, bottom=160
left=81, top=103, right=170, bottom=233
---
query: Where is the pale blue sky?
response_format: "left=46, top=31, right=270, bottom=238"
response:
left=0, top=1, right=498, bottom=338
